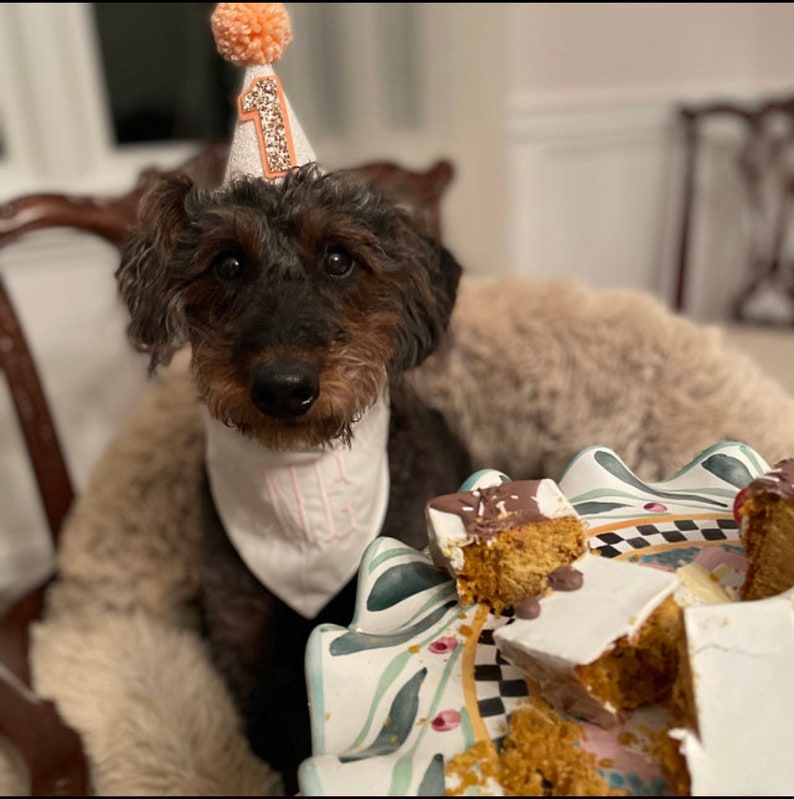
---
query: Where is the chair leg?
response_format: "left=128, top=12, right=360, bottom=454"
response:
left=0, top=277, right=74, bottom=541
left=1, top=582, right=90, bottom=795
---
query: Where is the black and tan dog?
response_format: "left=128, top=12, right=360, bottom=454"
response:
left=116, top=163, right=471, bottom=793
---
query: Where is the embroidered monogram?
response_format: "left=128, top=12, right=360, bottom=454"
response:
left=259, top=451, right=359, bottom=549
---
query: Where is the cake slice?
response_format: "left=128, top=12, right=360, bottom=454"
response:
left=445, top=694, right=624, bottom=797
left=667, top=589, right=794, bottom=795
left=734, top=457, right=794, bottom=600
left=494, top=554, right=682, bottom=728
left=425, top=474, right=586, bottom=614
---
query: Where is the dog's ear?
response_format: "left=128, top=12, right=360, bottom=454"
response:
left=427, top=238, right=462, bottom=326
left=391, top=235, right=462, bottom=371
left=116, top=174, right=194, bottom=371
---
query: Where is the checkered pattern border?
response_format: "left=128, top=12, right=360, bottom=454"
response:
left=588, top=516, right=740, bottom=558
left=473, top=612, right=528, bottom=750
left=471, top=515, right=741, bottom=749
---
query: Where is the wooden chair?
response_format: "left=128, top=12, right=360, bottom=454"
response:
left=0, top=145, right=454, bottom=795
left=675, top=95, right=794, bottom=322
left=0, top=276, right=86, bottom=795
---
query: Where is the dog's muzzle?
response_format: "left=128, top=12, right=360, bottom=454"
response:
left=250, top=361, right=319, bottom=418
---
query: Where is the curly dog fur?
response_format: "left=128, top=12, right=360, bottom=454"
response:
left=115, top=164, right=472, bottom=792
left=409, top=276, right=794, bottom=484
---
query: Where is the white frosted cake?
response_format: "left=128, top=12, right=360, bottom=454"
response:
left=669, top=588, right=794, bottom=795
left=494, top=554, right=681, bottom=727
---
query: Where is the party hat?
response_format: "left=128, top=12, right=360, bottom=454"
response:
left=211, top=3, right=316, bottom=183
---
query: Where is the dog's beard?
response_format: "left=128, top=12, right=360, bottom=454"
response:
left=189, top=326, right=394, bottom=450
left=216, top=411, right=356, bottom=451
left=192, top=361, right=388, bottom=450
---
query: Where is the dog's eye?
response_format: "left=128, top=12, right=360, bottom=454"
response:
left=322, top=247, right=355, bottom=279
left=213, top=255, right=242, bottom=281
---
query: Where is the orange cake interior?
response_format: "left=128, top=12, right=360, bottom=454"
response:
left=445, top=695, right=624, bottom=797
left=457, top=516, right=586, bottom=614
left=574, top=594, right=684, bottom=714
left=735, top=457, right=794, bottom=600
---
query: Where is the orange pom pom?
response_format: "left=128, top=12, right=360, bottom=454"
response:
left=211, top=3, right=292, bottom=66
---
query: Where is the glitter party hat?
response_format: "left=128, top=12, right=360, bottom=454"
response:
left=211, top=2, right=316, bottom=183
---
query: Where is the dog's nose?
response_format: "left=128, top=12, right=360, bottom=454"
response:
left=250, top=362, right=319, bottom=418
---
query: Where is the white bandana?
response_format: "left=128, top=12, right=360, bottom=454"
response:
left=204, top=393, right=390, bottom=618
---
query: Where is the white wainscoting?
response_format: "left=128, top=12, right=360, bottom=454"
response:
left=506, top=88, right=779, bottom=322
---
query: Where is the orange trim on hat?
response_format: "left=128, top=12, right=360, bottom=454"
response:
left=238, top=74, right=297, bottom=179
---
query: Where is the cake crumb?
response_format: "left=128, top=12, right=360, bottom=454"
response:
left=445, top=740, right=500, bottom=796
left=445, top=696, right=624, bottom=796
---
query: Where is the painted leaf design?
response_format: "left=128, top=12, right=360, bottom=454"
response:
left=339, top=668, right=427, bottom=762
left=700, top=453, right=755, bottom=489
left=329, top=601, right=457, bottom=656
left=594, top=449, right=724, bottom=507
left=367, top=561, right=451, bottom=612
left=417, top=753, right=445, bottom=795
left=572, top=501, right=630, bottom=514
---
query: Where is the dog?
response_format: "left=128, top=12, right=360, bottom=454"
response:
left=115, top=162, right=473, bottom=793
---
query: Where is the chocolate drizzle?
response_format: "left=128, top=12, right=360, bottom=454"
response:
left=511, top=566, right=585, bottom=621
left=548, top=565, right=584, bottom=592
left=747, top=458, right=794, bottom=501
left=514, top=596, right=542, bottom=620
left=428, top=481, right=555, bottom=543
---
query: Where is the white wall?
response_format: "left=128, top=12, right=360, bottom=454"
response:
left=279, top=3, right=510, bottom=287
left=508, top=3, right=794, bottom=95
left=504, top=3, right=794, bottom=321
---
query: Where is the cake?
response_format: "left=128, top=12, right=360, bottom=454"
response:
left=494, top=554, right=683, bottom=728
left=425, top=472, right=587, bottom=614
left=734, top=457, right=794, bottom=600
left=667, top=588, right=794, bottom=795
left=445, top=695, right=624, bottom=796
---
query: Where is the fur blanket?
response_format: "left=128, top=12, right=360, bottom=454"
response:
left=5, top=275, right=794, bottom=795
